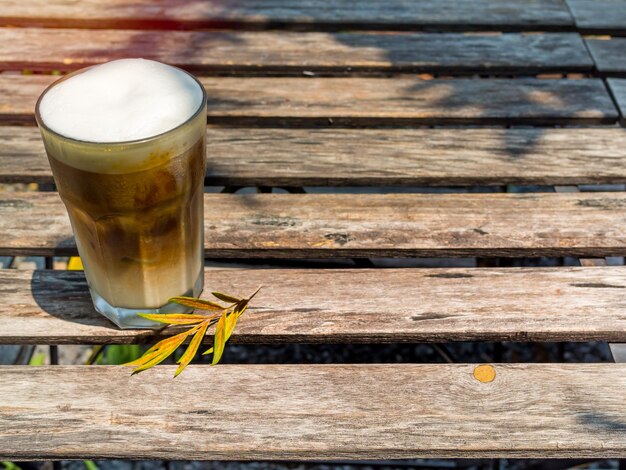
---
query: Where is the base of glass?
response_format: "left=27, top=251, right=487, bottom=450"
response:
left=90, top=271, right=204, bottom=329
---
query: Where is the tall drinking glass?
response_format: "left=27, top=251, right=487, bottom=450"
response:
left=35, top=64, right=207, bottom=329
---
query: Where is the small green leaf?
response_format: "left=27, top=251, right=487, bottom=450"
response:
left=104, top=345, right=142, bottom=365
left=84, top=461, right=99, bottom=470
left=2, top=462, right=22, bottom=470
left=28, top=353, right=46, bottom=366
left=211, top=291, right=241, bottom=303
left=169, top=296, right=226, bottom=311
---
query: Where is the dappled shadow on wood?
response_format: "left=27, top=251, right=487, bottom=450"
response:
left=1, top=0, right=577, bottom=31
left=576, top=411, right=626, bottom=434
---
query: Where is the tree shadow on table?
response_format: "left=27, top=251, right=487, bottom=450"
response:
left=42, top=25, right=618, bottom=167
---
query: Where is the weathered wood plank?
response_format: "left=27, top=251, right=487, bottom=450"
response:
left=3, top=267, right=626, bottom=344
left=202, top=78, right=618, bottom=126
left=608, top=79, right=626, bottom=125
left=566, top=0, right=626, bottom=34
left=0, top=0, right=575, bottom=31
left=578, top=257, right=626, bottom=363
left=2, top=192, right=626, bottom=258
left=4, top=127, right=626, bottom=186
left=0, top=75, right=617, bottom=126
left=0, top=127, right=50, bottom=183
left=0, top=29, right=593, bottom=75
left=2, top=364, right=626, bottom=460
left=0, top=74, right=51, bottom=126
left=585, top=38, right=626, bottom=76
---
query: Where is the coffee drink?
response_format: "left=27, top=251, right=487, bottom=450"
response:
left=36, top=59, right=207, bottom=329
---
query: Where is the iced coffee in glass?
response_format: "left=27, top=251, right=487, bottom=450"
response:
left=35, top=59, right=207, bottom=329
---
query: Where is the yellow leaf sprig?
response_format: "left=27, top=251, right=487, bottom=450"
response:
left=123, top=287, right=261, bottom=377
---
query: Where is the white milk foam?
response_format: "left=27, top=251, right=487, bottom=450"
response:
left=39, top=59, right=203, bottom=143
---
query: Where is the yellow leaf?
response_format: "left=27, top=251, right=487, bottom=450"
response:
left=234, top=301, right=249, bottom=318
left=122, top=340, right=165, bottom=366
left=169, top=296, right=226, bottom=311
left=211, top=312, right=227, bottom=365
left=174, top=320, right=210, bottom=377
left=67, top=257, right=83, bottom=270
left=137, top=313, right=211, bottom=325
left=122, top=342, right=177, bottom=369
left=130, top=336, right=188, bottom=373
left=248, top=286, right=263, bottom=300
left=125, top=287, right=261, bottom=377
left=225, top=312, right=238, bottom=341
left=122, top=327, right=199, bottom=368
left=211, top=291, right=241, bottom=303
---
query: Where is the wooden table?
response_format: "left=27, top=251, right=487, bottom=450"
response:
left=1, top=0, right=626, bottom=462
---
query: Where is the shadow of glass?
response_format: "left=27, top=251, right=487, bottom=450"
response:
left=30, top=264, right=119, bottom=329
left=29, top=266, right=168, bottom=341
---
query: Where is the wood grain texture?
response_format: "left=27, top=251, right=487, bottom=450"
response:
left=2, top=192, right=626, bottom=258
left=608, top=79, right=626, bottom=125
left=4, top=127, right=626, bottom=186
left=566, top=0, right=626, bottom=34
left=577, top=259, right=626, bottom=363
left=0, top=28, right=594, bottom=75
left=0, top=75, right=617, bottom=126
left=0, top=127, right=50, bottom=183
left=0, top=0, right=575, bottom=31
left=3, top=267, right=626, bottom=344
left=1, top=364, right=626, bottom=460
left=142, top=77, right=622, bottom=126
left=0, top=74, right=51, bottom=126
left=585, top=38, right=626, bottom=76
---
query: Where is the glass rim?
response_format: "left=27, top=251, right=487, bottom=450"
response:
left=34, top=62, right=208, bottom=147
